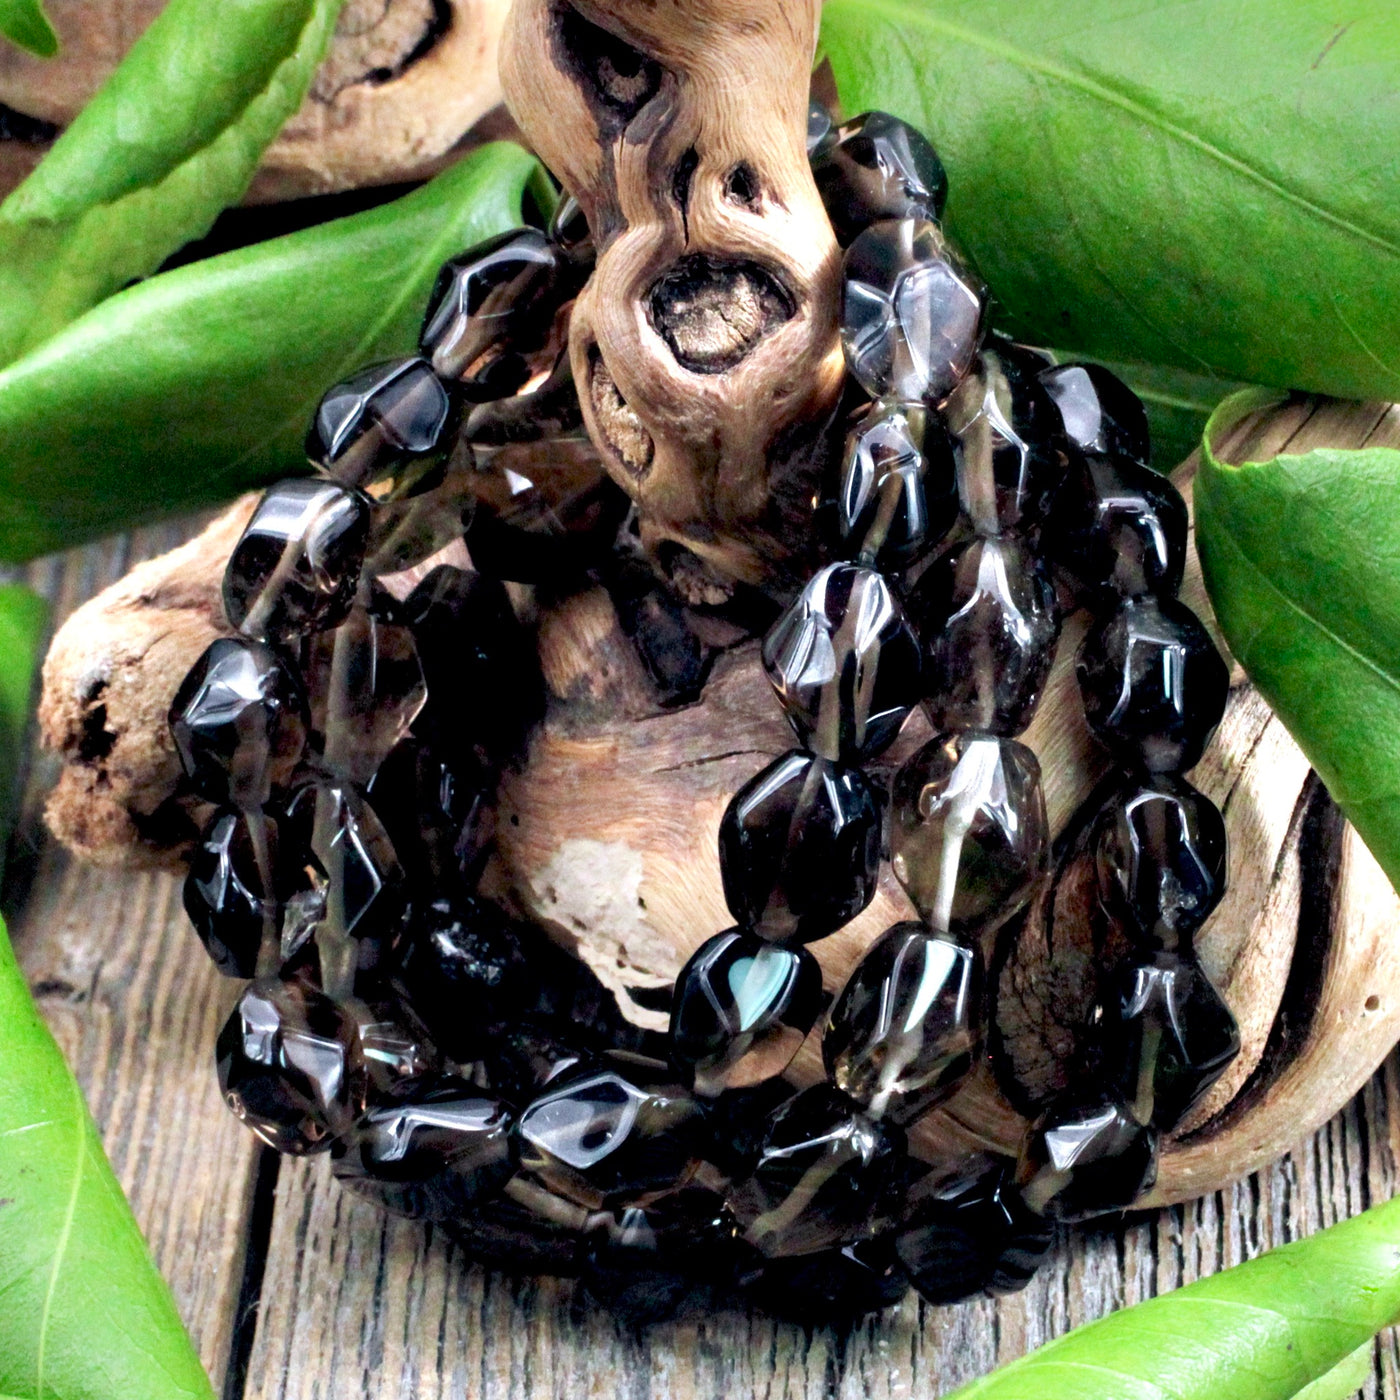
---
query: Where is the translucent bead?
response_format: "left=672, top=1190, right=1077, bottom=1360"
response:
left=303, top=599, right=427, bottom=786
left=331, top=1076, right=515, bottom=1220
left=762, top=562, right=921, bottom=763
left=463, top=347, right=582, bottom=445
left=756, top=1234, right=909, bottom=1321
left=1093, top=775, right=1227, bottom=951
left=306, top=357, right=457, bottom=487
left=890, top=734, right=1049, bottom=937
left=515, top=1054, right=706, bottom=1210
left=169, top=637, right=308, bottom=807
left=481, top=1022, right=591, bottom=1106
left=420, top=228, right=577, bottom=396
left=222, top=479, right=369, bottom=645
left=359, top=469, right=473, bottom=578
left=841, top=218, right=984, bottom=403
left=1105, top=952, right=1240, bottom=1131
left=946, top=342, right=1066, bottom=534
left=669, top=929, right=823, bottom=1096
left=805, top=100, right=836, bottom=159
left=1040, top=361, right=1151, bottom=466
left=896, top=1163, right=1052, bottom=1303
left=717, top=749, right=881, bottom=945
left=837, top=399, right=958, bottom=566
left=1077, top=596, right=1229, bottom=773
left=812, top=111, right=948, bottom=246
left=1016, top=1090, right=1158, bottom=1222
left=727, top=1084, right=905, bottom=1258
left=824, top=922, right=981, bottom=1125
left=216, top=977, right=360, bottom=1154
left=547, top=193, right=595, bottom=266
left=908, top=533, right=1061, bottom=737
left=1049, top=453, right=1188, bottom=602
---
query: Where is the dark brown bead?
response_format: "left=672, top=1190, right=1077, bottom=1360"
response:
left=1040, top=361, right=1150, bottom=466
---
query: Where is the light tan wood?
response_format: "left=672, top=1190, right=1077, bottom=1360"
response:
left=501, top=0, right=845, bottom=585
left=0, top=0, right=511, bottom=203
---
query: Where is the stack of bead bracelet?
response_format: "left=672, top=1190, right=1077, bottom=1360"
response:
left=167, top=104, right=1238, bottom=1323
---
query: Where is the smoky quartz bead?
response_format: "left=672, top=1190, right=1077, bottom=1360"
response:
left=223, top=478, right=370, bottom=646
left=824, top=922, right=981, bottom=1125
left=169, top=637, right=308, bottom=808
left=1040, top=361, right=1151, bottom=466
left=890, top=734, right=1049, bottom=937
left=547, top=193, right=594, bottom=265
left=757, top=1234, right=909, bottom=1321
left=762, top=562, right=921, bottom=763
left=812, top=110, right=949, bottom=246
left=482, top=1022, right=591, bottom=1107
left=837, top=399, right=958, bottom=567
left=806, top=100, right=836, bottom=159
left=515, top=1055, right=706, bottom=1210
left=727, top=1084, right=905, bottom=1258
left=946, top=342, right=1066, bottom=535
left=217, top=977, right=360, bottom=1154
left=669, top=929, right=823, bottom=1097
left=842, top=217, right=985, bottom=403
left=1093, top=775, right=1227, bottom=951
left=1105, top=953, right=1240, bottom=1131
left=1017, top=1090, right=1158, bottom=1222
left=331, top=1077, right=515, bottom=1221
left=908, top=533, right=1061, bottom=737
left=1050, top=453, right=1189, bottom=603
left=420, top=228, right=576, bottom=396
left=305, top=357, right=457, bottom=487
left=896, top=1164, right=1052, bottom=1303
left=717, top=749, right=881, bottom=945
left=1077, top=595, right=1230, bottom=773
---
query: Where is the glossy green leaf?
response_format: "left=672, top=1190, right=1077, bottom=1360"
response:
left=1292, top=1344, right=1372, bottom=1400
left=0, top=142, right=536, bottom=561
left=0, top=0, right=57, bottom=57
left=820, top=0, right=1400, bottom=403
left=945, top=1193, right=1400, bottom=1399
left=0, top=914, right=214, bottom=1399
left=1196, top=389, right=1400, bottom=895
left=0, top=0, right=343, bottom=364
left=0, top=584, right=45, bottom=870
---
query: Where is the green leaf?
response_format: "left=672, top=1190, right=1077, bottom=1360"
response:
left=0, top=142, right=536, bottom=561
left=944, top=1193, right=1400, bottom=1399
left=0, top=0, right=56, bottom=57
left=820, top=0, right=1400, bottom=403
left=1292, top=1344, right=1372, bottom=1400
left=1196, top=388, right=1400, bottom=895
left=0, top=0, right=343, bottom=365
left=0, top=915, right=214, bottom=1399
left=0, top=584, right=45, bottom=871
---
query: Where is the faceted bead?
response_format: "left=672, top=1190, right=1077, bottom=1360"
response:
left=515, top=1054, right=706, bottom=1210
left=1106, top=952, right=1240, bottom=1131
left=393, top=895, right=531, bottom=1060
left=216, top=977, right=360, bottom=1153
left=762, top=563, right=921, bottom=763
left=463, top=347, right=583, bottom=445
left=1016, top=1090, right=1158, bottom=1222
left=669, top=929, right=823, bottom=1097
left=348, top=1002, right=438, bottom=1105
left=946, top=342, right=1066, bottom=534
left=1040, top=361, right=1151, bottom=466
left=1093, top=775, right=1227, bottom=951
left=890, top=734, right=1049, bottom=937
left=717, top=749, right=881, bottom=945
left=837, top=399, right=958, bottom=567
left=805, top=100, right=836, bottom=159
left=183, top=807, right=304, bottom=979
left=169, top=637, right=308, bottom=807
left=609, top=558, right=709, bottom=708
left=483, top=1022, right=591, bottom=1106
left=908, top=534, right=1061, bottom=737
left=306, top=357, right=457, bottom=487
left=756, top=1233, right=909, bottom=1321
left=812, top=111, right=949, bottom=246
left=727, top=1084, right=905, bottom=1258
left=420, top=228, right=576, bottom=396
left=824, top=922, right=981, bottom=1125
left=359, top=468, right=473, bottom=578
left=1049, top=453, right=1188, bottom=602
left=1076, top=596, right=1230, bottom=773
left=304, top=600, right=427, bottom=785
left=223, top=479, right=370, bottom=645
left=547, top=193, right=594, bottom=266
left=895, top=1163, right=1052, bottom=1303
left=401, top=564, right=544, bottom=766
left=331, top=1076, right=514, bottom=1220
left=842, top=218, right=985, bottom=403
left=366, top=738, right=493, bottom=894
